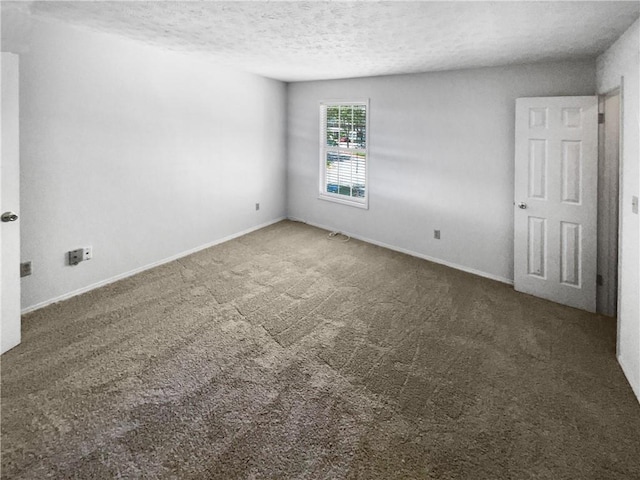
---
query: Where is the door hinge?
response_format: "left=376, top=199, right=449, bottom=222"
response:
left=597, top=274, right=603, bottom=286
left=598, top=113, right=605, bottom=124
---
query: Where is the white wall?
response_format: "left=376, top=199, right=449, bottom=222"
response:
left=287, top=61, right=595, bottom=283
left=596, top=19, right=640, bottom=402
left=18, top=19, right=287, bottom=310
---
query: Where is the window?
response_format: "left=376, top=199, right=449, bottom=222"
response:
left=319, top=101, right=368, bottom=208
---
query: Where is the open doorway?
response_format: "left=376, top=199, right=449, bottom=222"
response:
left=596, top=89, right=621, bottom=318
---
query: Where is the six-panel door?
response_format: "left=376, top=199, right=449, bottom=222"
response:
left=514, top=96, right=598, bottom=312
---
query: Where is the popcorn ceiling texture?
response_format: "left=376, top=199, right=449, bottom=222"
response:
left=15, top=1, right=640, bottom=81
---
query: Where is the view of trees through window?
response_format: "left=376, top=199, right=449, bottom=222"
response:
left=325, top=105, right=366, bottom=149
left=322, top=103, right=367, bottom=204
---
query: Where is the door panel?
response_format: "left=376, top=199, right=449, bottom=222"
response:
left=560, top=221, right=581, bottom=286
left=561, top=141, right=582, bottom=203
left=1, top=53, right=21, bottom=354
left=514, top=96, right=598, bottom=312
left=528, top=139, right=547, bottom=199
left=528, top=217, right=546, bottom=278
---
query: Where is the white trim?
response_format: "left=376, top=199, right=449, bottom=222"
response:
left=21, top=217, right=286, bottom=314
left=616, top=76, right=624, bottom=356
left=320, top=100, right=368, bottom=107
left=319, top=100, right=370, bottom=209
left=326, top=146, right=367, bottom=155
left=618, top=354, right=640, bottom=404
left=287, top=217, right=514, bottom=285
left=317, top=192, right=368, bottom=209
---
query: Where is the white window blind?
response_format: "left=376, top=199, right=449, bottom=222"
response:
left=319, top=101, right=368, bottom=208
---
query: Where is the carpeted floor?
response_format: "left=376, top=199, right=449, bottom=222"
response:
left=1, top=220, right=639, bottom=479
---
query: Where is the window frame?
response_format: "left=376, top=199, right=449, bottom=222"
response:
left=318, top=100, right=370, bottom=209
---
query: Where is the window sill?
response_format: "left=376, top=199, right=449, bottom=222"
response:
left=318, top=193, right=369, bottom=209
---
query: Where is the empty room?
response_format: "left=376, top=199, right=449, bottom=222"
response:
left=1, top=1, right=639, bottom=478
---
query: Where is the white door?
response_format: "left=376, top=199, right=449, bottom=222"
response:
left=514, top=96, right=598, bottom=312
left=1, top=52, right=21, bottom=354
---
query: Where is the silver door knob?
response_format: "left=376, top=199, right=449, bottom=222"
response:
left=1, top=211, right=18, bottom=222
left=517, top=202, right=527, bottom=209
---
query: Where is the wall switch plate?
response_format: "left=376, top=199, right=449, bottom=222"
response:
left=434, top=230, right=441, bottom=240
left=69, top=249, right=84, bottom=265
left=20, top=261, right=32, bottom=277
left=632, top=196, right=638, bottom=214
left=255, top=203, right=260, bottom=211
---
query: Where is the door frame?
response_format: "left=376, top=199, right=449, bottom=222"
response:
left=597, top=87, right=622, bottom=319
left=611, top=78, right=625, bottom=357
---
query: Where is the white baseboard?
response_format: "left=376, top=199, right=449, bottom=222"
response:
left=287, top=217, right=514, bottom=286
left=21, top=217, right=286, bottom=315
left=618, top=355, right=640, bottom=404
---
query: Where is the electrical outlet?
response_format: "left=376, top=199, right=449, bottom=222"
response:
left=20, top=261, right=32, bottom=277
left=69, top=249, right=84, bottom=266
left=434, top=230, right=441, bottom=240
left=69, top=247, right=92, bottom=266
left=255, top=203, right=260, bottom=211
left=632, top=196, right=638, bottom=215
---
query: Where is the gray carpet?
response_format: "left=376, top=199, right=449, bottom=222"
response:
left=2, top=220, right=639, bottom=479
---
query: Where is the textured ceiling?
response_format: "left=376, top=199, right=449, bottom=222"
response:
left=9, top=1, right=640, bottom=81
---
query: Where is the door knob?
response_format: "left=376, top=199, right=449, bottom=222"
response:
left=517, top=202, right=527, bottom=209
left=1, top=211, right=18, bottom=222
